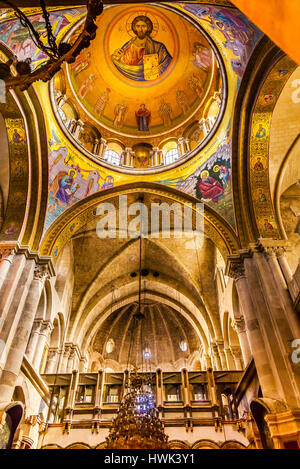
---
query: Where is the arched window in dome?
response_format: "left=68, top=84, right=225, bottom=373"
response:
left=106, top=338, right=115, bottom=354
left=162, top=140, right=180, bottom=165
left=58, top=107, right=67, bottom=122
left=104, top=149, right=121, bottom=166
left=165, top=148, right=180, bottom=165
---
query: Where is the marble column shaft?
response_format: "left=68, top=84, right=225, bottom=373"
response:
left=32, top=321, right=53, bottom=371
left=231, top=262, right=280, bottom=401
left=0, top=264, right=48, bottom=403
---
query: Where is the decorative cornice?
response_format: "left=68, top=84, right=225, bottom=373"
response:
left=33, top=265, right=50, bottom=283
left=226, top=259, right=246, bottom=281
left=0, top=242, right=56, bottom=277
left=231, top=316, right=246, bottom=334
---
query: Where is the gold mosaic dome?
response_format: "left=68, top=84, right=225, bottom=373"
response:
left=52, top=4, right=225, bottom=171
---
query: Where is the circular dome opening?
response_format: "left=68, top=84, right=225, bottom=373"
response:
left=51, top=4, right=226, bottom=173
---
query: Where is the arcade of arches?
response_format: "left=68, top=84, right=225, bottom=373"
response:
left=0, top=0, right=300, bottom=450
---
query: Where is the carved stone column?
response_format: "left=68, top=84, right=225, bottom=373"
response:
left=73, top=119, right=84, bottom=139
left=0, top=248, right=15, bottom=290
left=216, top=340, right=228, bottom=370
left=211, top=343, right=222, bottom=371
left=181, top=368, right=190, bottom=406
left=98, top=138, right=107, bottom=159
left=203, top=353, right=212, bottom=370
left=177, top=137, right=186, bottom=157
left=60, top=344, right=72, bottom=373
left=0, top=251, right=26, bottom=333
left=32, top=321, right=53, bottom=371
left=263, top=243, right=300, bottom=339
left=79, top=355, right=88, bottom=372
left=44, top=348, right=60, bottom=374
left=26, top=319, right=42, bottom=362
left=230, top=346, right=243, bottom=370
left=92, top=138, right=101, bottom=155
left=224, top=347, right=236, bottom=370
left=184, top=138, right=191, bottom=152
left=227, top=258, right=280, bottom=400
left=67, top=346, right=80, bottom=373
left=0, top=264, right=49, bottom=403
left=231, top=315, right=251, bottom=365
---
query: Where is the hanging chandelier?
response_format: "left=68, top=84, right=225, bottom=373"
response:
left=106, top=221, right=168, bottom=449
left=0, top=0, right=103, bottom=91
left=106, top=371, right=168, bottom=449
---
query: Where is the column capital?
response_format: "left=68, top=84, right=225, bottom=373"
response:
left=33, top=265, right=49, bottom=283
left=231, top=316, right=246, bottom=334
left=230, top=346, right=243, bottom=359
left=226, top=260, right=246, bottom=280
left=40, top=320, right=53, bottom=336
left=0, top=247, right=15, bottom=263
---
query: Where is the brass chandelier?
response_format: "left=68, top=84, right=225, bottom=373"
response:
left=106, top=214, right=168, bottom=449
left=0, top=0, right=103, bottom=91
left=106, top=371, right=168, bottom=449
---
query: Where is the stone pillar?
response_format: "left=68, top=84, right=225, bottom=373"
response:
left=177, top=137, right=186, bottom=157
left=79, top=356, right=88, bottom=372
left=224, top=347, right=236, bottom=370
left=231, top=316, right=252, bottom=365
left=60, top=344, right=71, bottom=373
left=151, top=147, right=160, bottom=166
left=26, top=319, right=42, bottom=362
left=199, top=117, right=209, bottom=137
left=211, top=343, right=222, bottom=371
left=184, top=138, right=191, bottom=152
left=216, top=340, right=228, bottom=370
left=247, top=243, right=300, bottom=407
left=66, top=370, right=79, bottom=410
left=264, top=244, right=300, bottom=339
left=156, top=368, right=163, bottom=408
left=227, top=259, right=280, bottom=400
left=98, top=138, right=107, bottom=159
left=181, top=368, right=190, bottom=406
left=230, top=346, right=243, bottom=370
left=0, top=248, right=15, bottom=291
left=95, top=370, right=104, bottom=409
left=32, top=321, right=53, bottom=371
left=203, top=353, right=212, bottom=370
left=67, top=119, right=77, bottom=133
left=73, top=119, right=84, bottom=140
left=92, top=138, right=100, bottom=155
left=277, top=248, right=293, bottom=284
left=124, top=147, right=133, bottom=167
left=207, top=368, right=218, bottom=407
left=44, top=348, right=59, bottom=374
left=0, top=264, right=49, bottom=403
left=58, top=94, right=67, bottom=109
left=0, top=252, right=26, bottom=333
left=67, top=346, right=79, bottom=373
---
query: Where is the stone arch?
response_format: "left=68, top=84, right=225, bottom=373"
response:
left=65, top=442, right=92, bottom=449
left=78, top=286, right=212, bottom=359
left=192, top=439, right=220, bottom=449
left=0, top=112, right=9, bottom=227
left=220, top=440, right=247, bottom=449
left=231, top=34, right=297, bottom=246
left=95, top=441, right=107, bottom=449
left=0, top=44, right=49, bottom=252
left=168, top=440, right=190, bottom=449
left=40, top=182, right=240, bottom=259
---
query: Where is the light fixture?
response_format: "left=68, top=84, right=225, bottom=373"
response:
left=106, top=338, right=115, bottom=355
left=180, top=340, right=187, bottom=352
left=0, top=0, right=103, bottom=91
left=106, top=204, right=168, bottom=448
